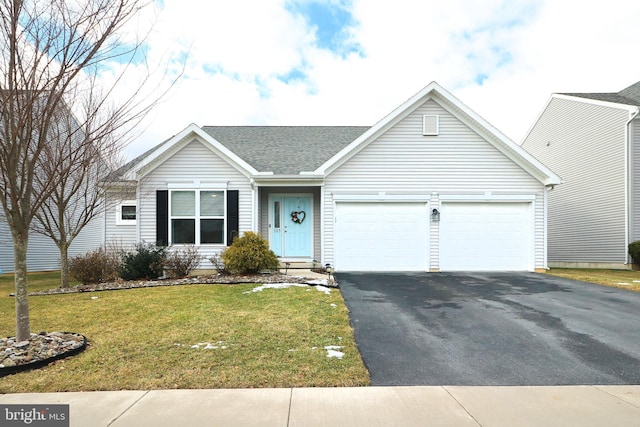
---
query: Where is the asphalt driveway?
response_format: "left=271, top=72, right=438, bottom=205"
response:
left=336, top=272, right=640, bottom=386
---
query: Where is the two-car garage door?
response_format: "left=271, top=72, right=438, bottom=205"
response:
left=334, top=201, right=532, bottom=271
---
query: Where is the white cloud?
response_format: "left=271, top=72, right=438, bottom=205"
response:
left=100, top=0, right=640, bottom=159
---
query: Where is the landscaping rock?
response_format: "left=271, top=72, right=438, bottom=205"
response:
left=0, top=332, right=86, bottom=375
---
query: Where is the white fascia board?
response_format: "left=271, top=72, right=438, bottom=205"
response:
left=553, top=94, right=640, bottom=113
left=315, top=81, right=443, bottom=175
left=252, top=175, right=325, bottom=187
left=132, top=124, right=259, bottom=180
left=315, top=82, right=562, bottom=186
left=439, top=93, right=563, bottom=186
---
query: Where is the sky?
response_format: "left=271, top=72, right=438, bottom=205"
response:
left=109, top=0, right=640, bottom=160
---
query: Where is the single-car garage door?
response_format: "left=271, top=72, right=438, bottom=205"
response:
left=334, top=202, right=429, bottom=271
left=439, top=202, right=532, bottom=271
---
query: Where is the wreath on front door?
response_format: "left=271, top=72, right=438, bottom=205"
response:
left=291, top=210, right=306, bottom=224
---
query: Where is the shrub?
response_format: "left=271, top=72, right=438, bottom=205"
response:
left=221, top=231, right=279, bottom=274
left=164, top=245, right=202, bottom=278
left=69, top=247, right=120, bottom=285
left=629, top=241, right=640, bottom=264
left=119, top=243, right=166, bottom=280
left=208, top=253, right=227, bottom=275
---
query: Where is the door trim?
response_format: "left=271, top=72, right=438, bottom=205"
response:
left=268, top=193, right=314, bottom=259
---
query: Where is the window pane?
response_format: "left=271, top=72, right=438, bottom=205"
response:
left=121, top=205, right=136, bottom=220
left=274, top=201, right=280, bottom=228
left=172, top=219, right=195, bottom=244
left=200, top=191, right=224, bottom=216
left=201, top=219, right=224, bottom=244
left=172, top=191, right=195, bottom=216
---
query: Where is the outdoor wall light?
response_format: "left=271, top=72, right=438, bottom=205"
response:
left=431, top=208, right=440, bottom=222
left=325, top=263, right=333, bottom=280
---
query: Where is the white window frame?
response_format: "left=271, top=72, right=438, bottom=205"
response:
left=116, top=200, right=137, bottom=225
left=169, top=189, right=227, bottom=245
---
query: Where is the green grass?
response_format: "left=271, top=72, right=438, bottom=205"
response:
left=544, top=268, right=640, bottom=292
left=0, top=273, right=369, bottom=392
left=0, top=271, right=79, bottom=294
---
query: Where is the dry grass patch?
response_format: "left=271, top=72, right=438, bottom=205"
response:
left=0, top=278, right=369, bottom=392
left=544, top=268, right=640, bottom=292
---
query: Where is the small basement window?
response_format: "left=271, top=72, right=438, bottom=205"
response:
left=422, top=115, right=439, bottom=136
left=116, top=201, right=137, bottom=225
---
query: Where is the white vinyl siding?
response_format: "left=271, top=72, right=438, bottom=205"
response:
left=139, top=139, right=253, bottom=268
left=324, top=99, right=546, bottom=270
left=105, top=191, right=137, bottom=249
left=523, top=97, right=629, bottom=264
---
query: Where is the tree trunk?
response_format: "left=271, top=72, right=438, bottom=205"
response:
left=13, top=237, right=31, bottom=342
left=60, top=242, right=70, bottom=288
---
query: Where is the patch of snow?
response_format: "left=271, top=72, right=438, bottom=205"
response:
left=306, top=279, right=328, bottom=286
left=244, top=283, right=331, bottom=294
left=617, top=282, right=631, bottom=286
left=315, top=285, right=331, bottom=295
left=330, top=303, right=337, bottom=308
left=175, top=341, right=230, bottom=350
left=90, top=296, right=99, bottom=300
left=324, top=345, right=344, bottom=359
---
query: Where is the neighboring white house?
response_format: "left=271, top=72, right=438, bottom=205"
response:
left=103, top=82, right=561, bottom=272
left=522, top=81, right=640, bottom=269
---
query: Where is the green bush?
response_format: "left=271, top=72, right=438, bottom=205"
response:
left=629, top=241, right=640, bottom=264
left=164, top=245, right=202, bottom=278
left=119, top=243, right=166, bottom=280
left=69, top=247, right=121, bottom=284
left=221, top=231, right=279, bottom=274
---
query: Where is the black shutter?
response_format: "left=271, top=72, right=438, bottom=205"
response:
left=226, top=190, right=239, bottom=246
left=156, top=190, right=169, bottom=246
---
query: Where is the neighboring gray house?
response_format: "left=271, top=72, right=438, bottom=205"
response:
left=0, top=211, right=104, bottom=273
left=104, top=82, right=561, bottom=272
left=522, top=81, right=640, bottom=269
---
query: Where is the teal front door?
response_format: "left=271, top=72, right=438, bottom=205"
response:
left=269, top=195, right=312, bottom=258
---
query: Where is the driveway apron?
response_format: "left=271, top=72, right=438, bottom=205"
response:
left=336, top=272, right=640, bottom=386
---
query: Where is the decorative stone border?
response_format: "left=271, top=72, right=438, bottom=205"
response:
left=0, top=332, right=87, bottom=377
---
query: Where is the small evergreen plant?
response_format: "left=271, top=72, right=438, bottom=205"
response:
left=119, top=243, right=167, bottom=280
left=221, top=231, right=279, bottom=274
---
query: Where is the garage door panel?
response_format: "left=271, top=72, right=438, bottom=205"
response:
left=335, top=202, right=428, bottom=271
left=440, top=202, right=531, bottom=271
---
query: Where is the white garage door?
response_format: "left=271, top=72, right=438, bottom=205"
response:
left=439, top=202, right=532, bottom=271
left=334, top=202, right=429, bottom=271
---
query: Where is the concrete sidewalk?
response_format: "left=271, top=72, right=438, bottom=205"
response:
left=2, top=386, right=640, bottom=426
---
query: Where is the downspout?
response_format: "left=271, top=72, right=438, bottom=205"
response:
left=250, top=178, right=256, bottom=232
left=625, top=107, right=640, bottom=265
left=544, top=185, right=550, bottom=270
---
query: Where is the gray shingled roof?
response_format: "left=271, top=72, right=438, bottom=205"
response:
left=202, top=126, right=370, bottom=175
left=107, top=125, right=370, bottom=180
left=562, top=81, right=640, bottom=107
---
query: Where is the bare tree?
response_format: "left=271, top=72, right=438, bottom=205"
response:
left=0, top=0, right=177, bottom=341
left=31, top=103, right=124, bottom=288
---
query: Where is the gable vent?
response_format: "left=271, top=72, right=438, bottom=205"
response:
left=422, top=115, right=439, bottom=136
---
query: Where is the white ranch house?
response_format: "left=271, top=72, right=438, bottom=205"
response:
left=103, top=82, right=561, bottom=272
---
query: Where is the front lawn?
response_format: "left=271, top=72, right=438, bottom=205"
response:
left=0, top=273, right=369, bottom=392
left=544, top=268, right=640, bottom=292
